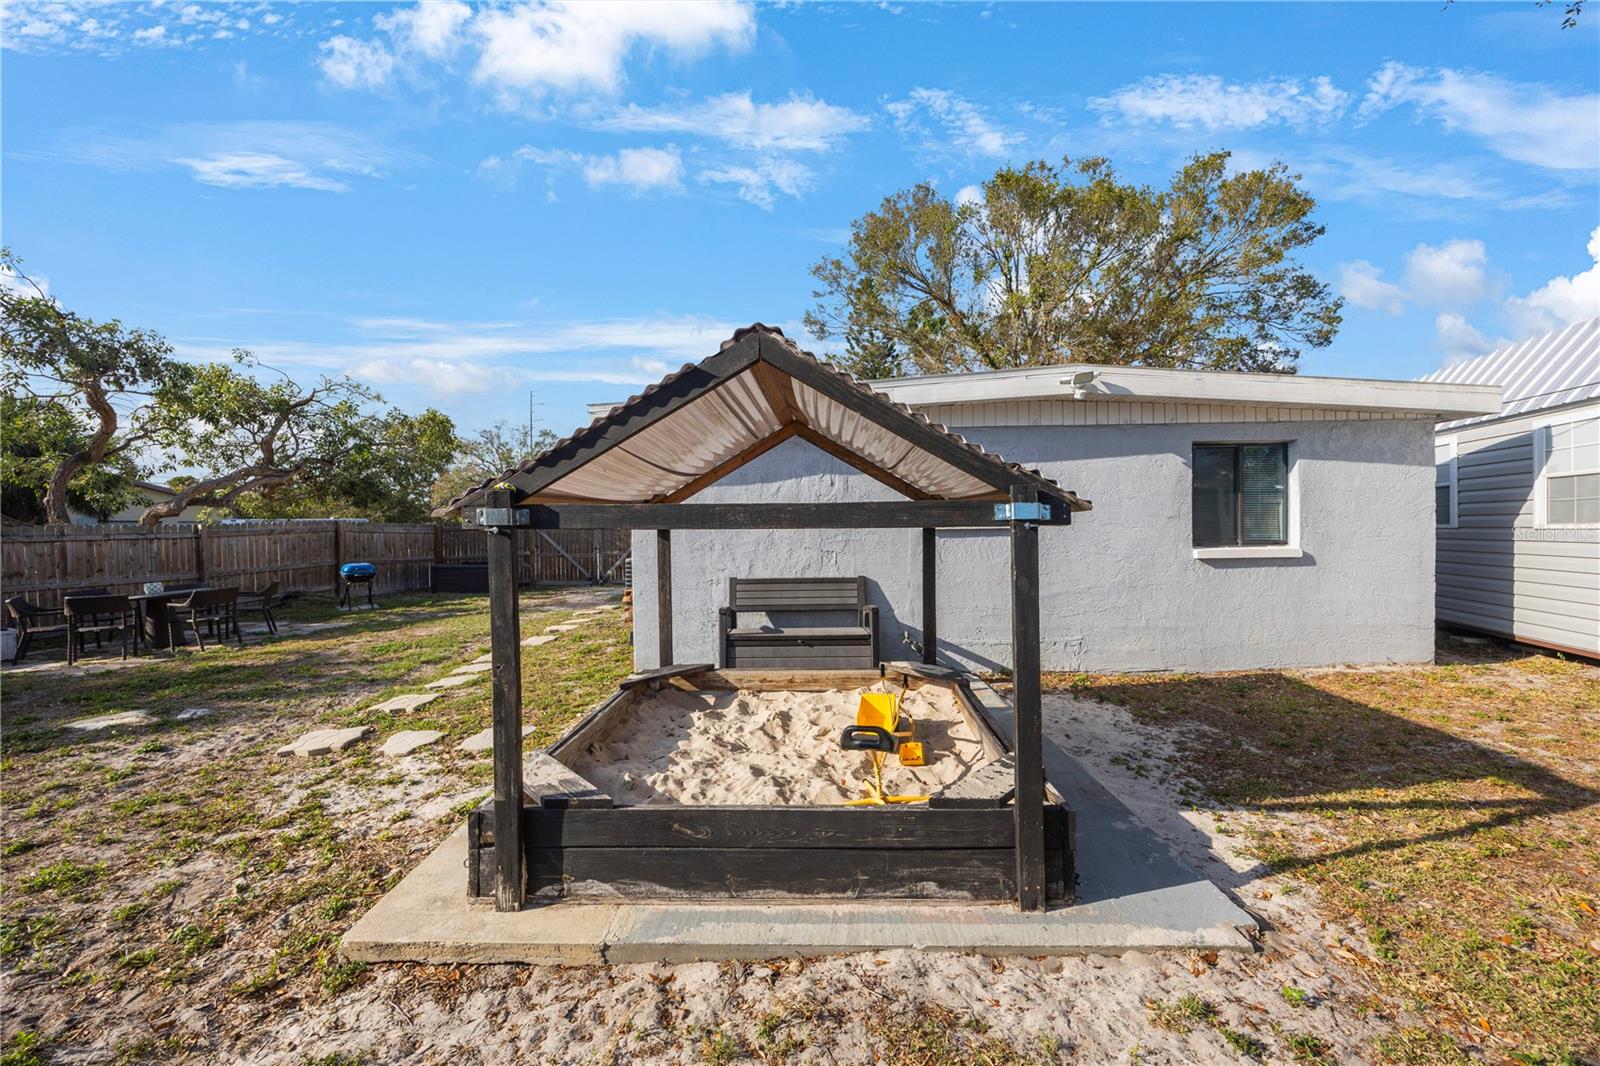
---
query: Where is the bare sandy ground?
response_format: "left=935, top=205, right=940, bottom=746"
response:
left=568, top=682, right=988, bottom=806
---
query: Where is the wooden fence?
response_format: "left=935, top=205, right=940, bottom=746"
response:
left=1, top=522, right=631, bottom=611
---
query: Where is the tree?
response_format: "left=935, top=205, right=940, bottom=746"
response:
left=1, top=248, right=190, bottom=524
left=227, top=407, right=458, bottom=523
left=431, top=420, right=560, bottom=511
left=806, top=152, right=1342, bottom=378
left=0, top=392, right=141, bottom=523
left=136, top=353, right=400, bottom=525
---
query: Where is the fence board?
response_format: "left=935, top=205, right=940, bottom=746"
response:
left=2, top=522, right=628, bottom=610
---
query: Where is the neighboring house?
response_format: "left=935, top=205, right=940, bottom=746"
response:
left=70, top=482, right=208, bottom=525
left=1420, top=318, right=1600, bottom=659
left=613, top=335, right=1500, bottom=674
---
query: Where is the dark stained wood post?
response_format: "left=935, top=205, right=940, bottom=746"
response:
left=656, top=529, right=673, bottom=666
left=1009, top=487, right=1046, bottom=911
left=486, top=489, right=525, bottom=911
left=921, top=527, right=937, bottom=666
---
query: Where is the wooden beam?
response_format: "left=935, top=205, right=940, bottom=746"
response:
left=656, top=423, right=801, bottom=504
left=656, top=529, right=672, bottom=668
left=922, top=527, right=937, bottom=665
left=1009, top=485, right=1046, bottom=912
left=486, top=489, right=525, bottom=912
left=794, top=424, right=936, bottom=500
left=751, top=359, right=803, bottom=426
left=523, top=501, right=1060, bottom=530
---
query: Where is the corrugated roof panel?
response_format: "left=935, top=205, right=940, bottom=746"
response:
left=1421, top=317, right=1600, bottom=429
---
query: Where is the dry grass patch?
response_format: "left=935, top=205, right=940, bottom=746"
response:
left=1053, top=641, right=1600, bottom=1065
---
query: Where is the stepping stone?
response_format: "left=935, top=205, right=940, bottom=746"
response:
left=425, top=674, right=478, bottom=690
left=544, top=624, right=579, bottom=634
left=470, top=654, right=493, bottom=665
left=521, top=635, right=557, bottom=647
left=451, top=662, right=493, bottom=675
left=175, top=708, right=212, bottom=721
left=276, top=726, right=373, bottom=757
left=457, top=726, right=533, bottom=753
left=67, top=711, right=155, bottom=731
left=380, top=730, right=445, bottom=757
left=370, top=693, right=440, bottom=714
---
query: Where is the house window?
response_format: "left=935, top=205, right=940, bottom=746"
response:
left=1192, top=443, right=1289, bottom=547
left=1435, top=438, right=1458, bottom=528
left=1542, top=417, right=1599, bottom=526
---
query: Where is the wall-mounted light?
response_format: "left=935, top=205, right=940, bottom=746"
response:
left=1061, top=369, right=1101, bottom=400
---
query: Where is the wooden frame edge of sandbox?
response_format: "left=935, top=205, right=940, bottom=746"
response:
left=466, top=663, right=1077, bottom=905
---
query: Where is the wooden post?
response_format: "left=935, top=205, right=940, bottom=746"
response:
left=331, top=520, right=344, bottom=594
left=192, top=526, right=207, bottom=586
left=656, top=529, right=673, bottom=667
left=921, top=527, right=937, bottom=666
left=1009, top=488, right=1046, bottom=911
left=432, top=524, right=444, bottom=565
left=486, top=490, right=525, bottom=911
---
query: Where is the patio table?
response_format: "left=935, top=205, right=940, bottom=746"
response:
left=126, top=586, right=207, bottom=649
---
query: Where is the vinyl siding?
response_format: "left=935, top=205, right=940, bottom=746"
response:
left=1436, top=399, right=1600, bottom=656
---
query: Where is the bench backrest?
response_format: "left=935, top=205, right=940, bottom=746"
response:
left=728, top=576, right=865, bottom=614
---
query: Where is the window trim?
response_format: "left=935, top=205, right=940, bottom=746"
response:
left=1436, top=436, right=1458, bottom=530
left=1190, top=441, right=1295, bottom=554
left=1533, top=413, right=1600, bottom=530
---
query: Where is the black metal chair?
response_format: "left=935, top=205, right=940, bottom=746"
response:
left=5, top=597, right=70, bottom=662
left=236, top=580, right=281, bottom=635
left=165, top=588, right=244, bottom=652
left=62, top=594, right=140, bottom=665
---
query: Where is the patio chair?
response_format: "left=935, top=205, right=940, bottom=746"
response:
left=165, top=588, right=245, bottom=652
left=4, top=597, right=70, bottom=662
left=236, top=580, right=281, bottom=635
left=62, top=594, right=140, bottom=666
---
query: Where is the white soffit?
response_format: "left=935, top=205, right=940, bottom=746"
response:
left=873, top=363, right=1502, bottom=419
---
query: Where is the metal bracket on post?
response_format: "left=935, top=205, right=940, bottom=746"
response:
left=474, top=506, right=531, bottom=530
left=994, top=501, right=1051, bottom=523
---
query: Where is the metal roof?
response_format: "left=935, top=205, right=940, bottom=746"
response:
left=1420, top=317, right=1600, bottom=430
left=437, top=324, right=1090, bottom=515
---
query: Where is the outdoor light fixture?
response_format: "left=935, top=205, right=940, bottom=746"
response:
left=1062, top=369, right=1101, bottom=399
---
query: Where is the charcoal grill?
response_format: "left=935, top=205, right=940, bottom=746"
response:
left=339, top=562, right=377, bottom=610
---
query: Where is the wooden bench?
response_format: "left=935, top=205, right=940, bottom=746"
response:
left=718, top=576, right=880, bottom=669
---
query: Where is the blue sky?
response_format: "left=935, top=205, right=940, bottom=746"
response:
left=3, top=1, right=1597, bottom=438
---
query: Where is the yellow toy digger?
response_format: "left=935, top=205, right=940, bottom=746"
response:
left=839, top=689, right=929, bottom=806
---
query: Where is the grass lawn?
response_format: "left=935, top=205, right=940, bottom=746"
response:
left=1060, top=643, right=1599, bottom=1065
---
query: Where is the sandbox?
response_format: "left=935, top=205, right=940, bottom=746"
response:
left=466, top=663, right=1076, bottom=904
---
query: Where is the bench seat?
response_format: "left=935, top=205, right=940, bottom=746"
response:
left=719, top=577, right=880, bottom=670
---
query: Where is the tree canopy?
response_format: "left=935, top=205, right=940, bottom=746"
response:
left=806, top=152, right=1342, bottom=378
left=430, top=420, right=560, bottom=512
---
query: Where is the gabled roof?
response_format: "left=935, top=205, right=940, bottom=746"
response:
left=438, top=324, right=1089, bottom=515
left=1420, top=317, right=1599, bottom=430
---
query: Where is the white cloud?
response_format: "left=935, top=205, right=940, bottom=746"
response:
left=886, top=88, right=1018, bottom=159
left=470, top=1, right=752, bottom=102
left=319, top=35, right=395, bottom=90
left=597, top=91, right=868, bottom=151
left=581, top=146, right=683, bottom=192
left=1404, top=239, right=1490, bottom=309
left=1504, top=225, right=1600, bottom=336
left=955, top=184, right=983, bottom=208
left=1, top=1, right=314, bottom=56
left=1088, top=74, right=1349, bottom=130
left=175, top=152, right=350, bottom=192
left=1435, top=312, right=1498, bottom=362
left=699, top=157, right=812, bottom=209
left=1358, top=62, right=1600, bottom=172
left=42, top=121, right=412, bottom=193
left=131, top=25, right=169, bottom=45
left=1337, top=261, right=1407, bottom=315
left=376, top=0, right=472, bottom=60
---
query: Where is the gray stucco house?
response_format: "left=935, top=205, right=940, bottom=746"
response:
left=1422, top=318, right=1599, bottom=658
left=620, top=349, right=1500, bottom=674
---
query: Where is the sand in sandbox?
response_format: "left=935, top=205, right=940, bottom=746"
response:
left=567, top=683, right=993, bottom=806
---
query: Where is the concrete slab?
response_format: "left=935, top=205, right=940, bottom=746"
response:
left=543, top=624, right=580, bottom=634
left=66, top=711, right=155, bottom=731
left=521, top=635, right=557, bottom=647
left=425, top=674, right=477, bottom=690
left=451, top=662, right=494, bottom=675
left=370, top=693, right=441, bottom=714
left=277, top=725, right=373, bottom=757
left=345, top=675, right=1255, bottom=964
left=470, top=654, right=493, bottom=664
left=457, top=726, right=533, bottom=753
left=175, top=708, right=212, bottom=721
left=381, top=730, right=445, bottom=757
